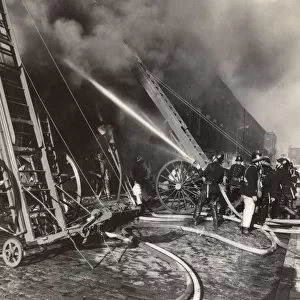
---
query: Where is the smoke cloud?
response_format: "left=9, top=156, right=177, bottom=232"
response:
left=6, top=0, right=300, bottom=156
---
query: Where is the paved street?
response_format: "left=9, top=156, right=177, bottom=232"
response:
left=0, top=214, right=290, bottom=300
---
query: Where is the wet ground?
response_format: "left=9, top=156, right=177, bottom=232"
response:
left=0, top=199, right=290, bottom=300
left=130, top=219, right=288, bottom=300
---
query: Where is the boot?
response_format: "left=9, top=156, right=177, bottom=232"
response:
left=193, top=201, right=203, bottom=225
left=211, top=204, right=218, bottom=231
left=240, top=227, right=251, bottom=235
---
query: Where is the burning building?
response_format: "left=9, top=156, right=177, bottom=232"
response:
left=169, top=75, right=276, bottom=163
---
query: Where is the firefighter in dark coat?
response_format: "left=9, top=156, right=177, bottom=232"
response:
left=131, top=156, right=152, bottom=205
left=224, top=155, right=245, bottom=207
left=270, top=158, right=299, bottom=219
left=257, top=156, right=274, bottom=224
left=290, top=162, right=300, bottom=197
left=193, top=152, right=226, bottom=230
left=240, top=150, right=264, bottom=235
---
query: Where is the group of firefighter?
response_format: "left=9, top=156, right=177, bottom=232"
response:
left=89, top=144, right=300, bottom=236
left=193, top=150, right=300, bottom=234
left=89, top=151, right=152, bottom=205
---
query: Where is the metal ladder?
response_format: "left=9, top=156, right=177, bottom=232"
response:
left=0, top=0, right=66, bottom=242
left=131, top=52, right=209, bottom=168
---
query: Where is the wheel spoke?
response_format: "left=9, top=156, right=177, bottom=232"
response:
left=182, top=189, right=195, bottom=204
left=170, top=191, right=179, bottom=208
left=180, top=191, right=188, bottom=210
left=164, top=189, right=177, bottom=203
left=159, top=182, right=176, bottom=187
left=172, top=162, right=182, bottom=183
left=160, top=174, right=175, bottom=183
left=183, top=188, right=200, bottom=197
left=159, top=187, right=176, bottom=195
left=176, top=191, right=181, bottom=211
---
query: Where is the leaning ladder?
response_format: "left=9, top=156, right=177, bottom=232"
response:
left=131, top=51, right=209, bottom=168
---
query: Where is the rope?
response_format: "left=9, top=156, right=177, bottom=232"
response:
left=149, top=72, right=252, bottom=157
left=20, top=0, right=128, bottom=196
left=55, top=184, right=90, bottom=214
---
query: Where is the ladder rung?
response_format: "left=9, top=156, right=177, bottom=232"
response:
left=13, top=146, right=36, bottom=154
left=25, top=188, right=50, bottom=192
left=29, top=209, right=55, bottom=214
left=0, top=20, right=9, bottom=31
left=7, top=100, right=28, bottom=107
left=15, top=131, right=34, bottom=136
left=11, top=118, right=33, bottom=125
left=0, top=206, right=16, bottom=212
left=0, top=34, right=11, bottom=47
left=0, top=46, right=13, bottom=57
left=0, top=62, right=19, bottom=73
left=2, top=78, right=21, bottom=86
left=7, top=95, right=26, bottom=103
left=3, top=81, right=24, bottom=90
left=19, top=169, right=45, bottom=173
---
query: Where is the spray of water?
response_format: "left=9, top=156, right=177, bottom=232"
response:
left=64, top=59, right=195, bottom=164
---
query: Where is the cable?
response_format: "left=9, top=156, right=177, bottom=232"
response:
left=20, top=0, right=128, bottom=195
left=150, top=71, right=252, bottom=156
left=149, top=72, right=252, bottom=157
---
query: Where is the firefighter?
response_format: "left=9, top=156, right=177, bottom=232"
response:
left=270, top=158, right=299, bottom=219
left=193, top=152, right=226, bottom=231
left=257, top=156, right=274, bottom=224
left=131, top=156, right=152, bottom=206
left=290, top=162, right=300, bottom=196
left=93, top=152, right=112, bottom=199
left=240, top=150, right=264, bottom=235
left=224, top=155, right=245, bottom=211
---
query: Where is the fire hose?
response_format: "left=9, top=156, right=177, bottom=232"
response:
left=106, top=231, right=201, bottom=300
left=134, top=220, right=276, bottom=255
left=136, top=184, right=300, bottom=257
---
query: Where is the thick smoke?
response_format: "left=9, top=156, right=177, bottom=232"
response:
left=7, top=0, right=300, bottom=156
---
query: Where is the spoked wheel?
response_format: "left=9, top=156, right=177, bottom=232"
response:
left=2, top=238, right=24, bottom=268
left=156, top=159, right=203, bottom=214
left=56, top=153, right=82, bottom=213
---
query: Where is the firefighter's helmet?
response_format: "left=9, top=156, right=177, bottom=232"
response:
left=262, top=156, right=271, bottom=165
left=251, top=150, right=263, bottom=163
left=235, top=155, right=243, bottom=162
left=213, top=152, right=225, bottom=163
left=276, top=157, right=290, bottom=168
